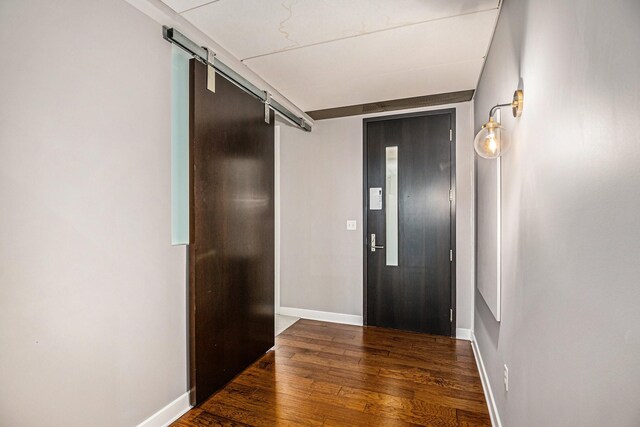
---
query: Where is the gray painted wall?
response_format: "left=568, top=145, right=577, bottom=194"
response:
left=0, top=0, right=187, bottom=425
left=473, top=0, right=640, bottom=425
left=279, top=102, right=476, bottom=332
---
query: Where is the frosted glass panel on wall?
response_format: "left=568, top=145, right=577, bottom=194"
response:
left=476, top=156, right=501, bottom=321
left=171, top=45, right=190, bottom=245
left=386, top=146, right=398, bottom=266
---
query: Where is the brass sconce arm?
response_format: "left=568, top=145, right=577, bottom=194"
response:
left=487, top=89, right=524, bottom=120
left=489, top=102, right=514, bottom=120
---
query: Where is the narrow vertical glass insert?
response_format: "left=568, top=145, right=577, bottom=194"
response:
left=386, top=146, right=399, bottom=266
left=171, top=45, right=190, bottom=245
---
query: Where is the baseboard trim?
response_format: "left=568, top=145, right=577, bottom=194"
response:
left=470, top=331, right=502, bottom=427
left=456, top=328, right=472, bottom=341
left=136, top=392, right=191, bottom=427
left=279, top=306, right=363, bottom=326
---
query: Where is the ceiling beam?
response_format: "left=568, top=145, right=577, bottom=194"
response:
left=306, top=90, right=474, bottom=120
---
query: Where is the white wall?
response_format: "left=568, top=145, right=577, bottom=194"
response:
left=279, top=102, right=475, bottom=332
left=473, top=0, right=640, bottom=425
left=0, top=1, right=187, bottom=426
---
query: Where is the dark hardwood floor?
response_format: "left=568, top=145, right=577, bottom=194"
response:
left=172, top=319, right=491, bottom=426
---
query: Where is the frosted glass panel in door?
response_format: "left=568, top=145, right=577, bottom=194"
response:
left=386, top=146, right=398, bottom=266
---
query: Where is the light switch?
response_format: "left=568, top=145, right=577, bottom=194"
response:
left=346, top=220, right=357, bottom=231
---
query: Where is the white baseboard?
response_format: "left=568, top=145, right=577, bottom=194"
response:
left=279, top=306, right=363, bottom=326
left=456, top=328, right=472, bottom=341
left=470, top=331, right=502, bottom=427
left=137, top=392, right=191, bottom=427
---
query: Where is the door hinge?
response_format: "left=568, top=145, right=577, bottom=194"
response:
left=450, top=309, right=453, bottom=322
left=449, top=249, right=453, bottom=261
left=449, top=129, right=453, bottom=141
left=449, top=189, right=454, bottom=201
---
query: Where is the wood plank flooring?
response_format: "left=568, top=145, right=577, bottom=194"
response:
left=172, top=319, right=490, bottom=427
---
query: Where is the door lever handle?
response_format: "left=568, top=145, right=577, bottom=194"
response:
left=370, top=234, right=385, bottom=252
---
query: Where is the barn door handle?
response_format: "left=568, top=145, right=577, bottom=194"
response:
left=370, top=234, right=385, bottom=252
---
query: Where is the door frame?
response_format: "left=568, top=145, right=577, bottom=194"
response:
left=362, top=108, right=457, bottom=337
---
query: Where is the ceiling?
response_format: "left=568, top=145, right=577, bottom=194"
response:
left=161, top=0, right=500, bottom=112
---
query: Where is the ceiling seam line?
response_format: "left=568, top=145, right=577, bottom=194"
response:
left=239, top=6, right=499, bottom=62
left=179, top=0, right=222, bottom=15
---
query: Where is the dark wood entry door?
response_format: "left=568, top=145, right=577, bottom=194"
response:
left=189, top=59, right=275, bottom=405
left=364, top=110, right=455, bottom=336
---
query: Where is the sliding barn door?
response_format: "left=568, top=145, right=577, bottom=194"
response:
left=189, top=59, right=274, bottom=405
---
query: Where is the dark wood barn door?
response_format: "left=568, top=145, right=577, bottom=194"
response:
left=364, top=110, right=455, bottom=336
left=189, top=59, right=274, bottom=405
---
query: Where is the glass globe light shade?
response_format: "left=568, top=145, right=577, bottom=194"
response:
left=474, top=118, right=509, bottom=159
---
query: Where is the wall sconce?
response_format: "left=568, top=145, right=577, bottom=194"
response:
left=474, top=89, right=524, bottom=159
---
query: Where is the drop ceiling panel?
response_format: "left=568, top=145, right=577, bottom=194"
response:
left=181, top=0, right=499, bottom=60
left=285, top=59, right=484, bottom=111
left=245, top=10, right=496, bottom=110
left=160, top=0, right=500, bottom=113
